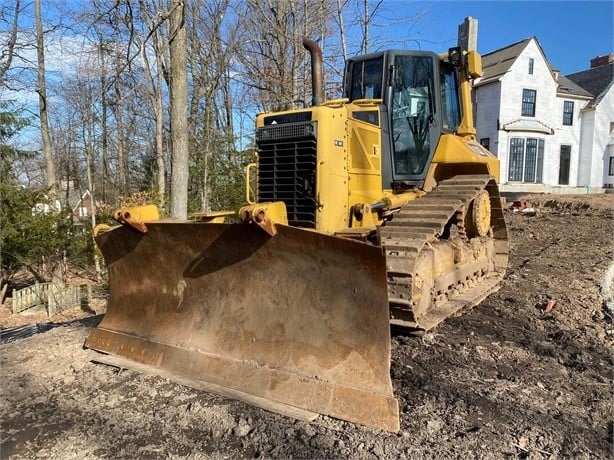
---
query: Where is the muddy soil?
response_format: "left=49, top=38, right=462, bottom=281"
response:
left=1, top=193, right=613, bottom=459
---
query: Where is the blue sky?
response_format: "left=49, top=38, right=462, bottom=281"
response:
left=381, top=0, right=613, bottom=75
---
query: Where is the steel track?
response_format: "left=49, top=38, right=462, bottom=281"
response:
left=379, top=175, right=509, bottom=330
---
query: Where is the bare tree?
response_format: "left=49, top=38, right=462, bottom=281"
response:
left=96, top=38, right=111, bottom=203
left=35, top=0, right=57, bottom=201
left=168, top=0, right=189, bottom=219
left=334, top=0, right=348, bottom=63
left=137, top=0, right=168, bottom=208
left=360, top=0, right=384, bottom=54
left=0, top=0, right=21, bottom=80
left=112, top=54, right=127, bottom=194
left=185, top=0, right=240, bottom=212
left=237, top=0, right=330, bottom=111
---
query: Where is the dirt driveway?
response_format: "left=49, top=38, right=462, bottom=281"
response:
left=1, top=193, right=613, bottom=459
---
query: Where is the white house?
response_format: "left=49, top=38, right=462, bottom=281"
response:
left=566, top=56, right=614, bottom=190
left=473, top=38, right=612, bottom=194
left=32, top=179, right=95, bottom=223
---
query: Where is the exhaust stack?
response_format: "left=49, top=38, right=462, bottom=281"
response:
left=302, top=37, right=325, bottom=106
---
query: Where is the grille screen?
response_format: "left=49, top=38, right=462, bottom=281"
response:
left=263, top=111, right=312, bottom=126
left=256, top=122, right=318, bottom=228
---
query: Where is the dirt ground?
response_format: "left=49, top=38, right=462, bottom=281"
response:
left=1, top=193, right=613, bottom=459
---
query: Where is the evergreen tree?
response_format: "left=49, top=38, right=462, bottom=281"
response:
left=0, top=102, right=77, bottom=301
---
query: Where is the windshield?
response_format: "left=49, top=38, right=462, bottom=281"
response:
left=391, top=55, right=434, bottom=176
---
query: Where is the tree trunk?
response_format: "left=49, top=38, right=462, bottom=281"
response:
left=154, top=63, right=166, bottom=209
left=114, top=66, right=126, bottom=194
left=35, top=0, right=56, bottom=202
left=363, top=0, right=369, bottom=54
left=168, top=0, right=189, bottom=219
left=85, top=138, right=102, bottom=283
left=336, top=0, right=348, bottom=63
left=0, top=0, right=20, bottom=80
left=139, top=16, right=167, bottom=210
left=99, top=41, right=109, bottom=203
left=35, top=0, right=64, bottom=286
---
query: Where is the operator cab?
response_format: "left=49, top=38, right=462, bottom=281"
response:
left=344, top=51, right=462, bottom=190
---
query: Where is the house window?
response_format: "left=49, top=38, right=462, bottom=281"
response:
left=559, top=145, right=571, bottom=185
left=609, top=157, right=614, bottom=176
left=480, top=138, right=490, bottom=149
left=508, top=137, right=544, bottom=183
left=563, top=101, right=574, bottom=126
left=521, top=89, right=536, bottom=117
left=528, top=58, right=534, bottom=75
left=508, top=138, right=525, bottom=181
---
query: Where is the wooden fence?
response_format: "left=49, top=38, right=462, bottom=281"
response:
left=12, top=283, right=82, bottom=316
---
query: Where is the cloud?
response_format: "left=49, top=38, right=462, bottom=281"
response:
left=5, top=29, right=91, bottom=75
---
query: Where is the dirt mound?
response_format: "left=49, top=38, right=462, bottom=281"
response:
left=530, top=193, right=614, bottom=215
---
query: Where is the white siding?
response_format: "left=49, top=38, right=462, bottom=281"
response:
left=553, top=96, right=588, bottom=187
left=474, top=82, right=501, bottom=154
left=577, top=108, right=595, bottom=187
left=593, top=86, right=614, bottom=188
left=499, top=43, right=558, bottom=127
left=475, top=38, right=607, bottom=194
left=605, top=142, right=614, bottom=188
left=497, top=41, right=557, bottom=192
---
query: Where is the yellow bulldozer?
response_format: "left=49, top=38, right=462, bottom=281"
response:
left=86, top=17, right=508, bottom=432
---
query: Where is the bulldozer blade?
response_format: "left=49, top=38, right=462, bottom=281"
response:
left=86, top=222, right=400, bottom=432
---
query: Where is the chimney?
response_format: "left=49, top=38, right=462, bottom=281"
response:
left=590, top=54, right=614, bottom=68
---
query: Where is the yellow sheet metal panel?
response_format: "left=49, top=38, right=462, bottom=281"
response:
left=346, top=103, right=386, bottom=208
left=430, top=134, right=500, bottom=180
left=310, top=104, right=349, bottom=233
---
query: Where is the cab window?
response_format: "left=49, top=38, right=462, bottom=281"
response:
left=440, top=63, right=461, bottom=132
left=348, top=57, right=384, bottom=100
left=390, top=55, right=434, bottom=176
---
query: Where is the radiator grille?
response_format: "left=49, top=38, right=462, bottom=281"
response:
left=256, top=122, right=318, bottom=228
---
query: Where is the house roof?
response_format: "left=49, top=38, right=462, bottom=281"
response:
left=556, top=75, right=594, bottom=99
left=477, top=38, right=533, bottom=86
left=566, top=63, right=614, bottom=106
left=476, top=36, right=598, bottom=102
left=70, top=190, right=92, bottom=215
left=62, top=187, right=87, bottom=207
